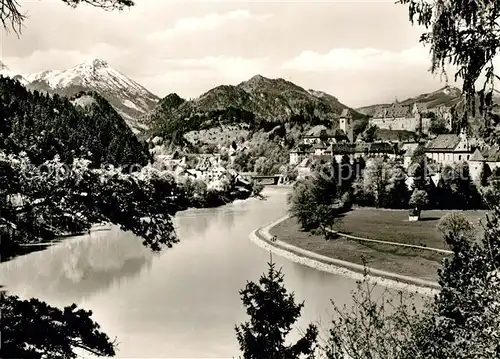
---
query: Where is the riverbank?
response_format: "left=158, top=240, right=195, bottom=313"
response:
left=267, top=208, right=488, bottom=285
left=335, top=207, right=487, bottom=250
left=3, top=186, right=262, bottom=264
left=250, top=216, right=439, bottom=295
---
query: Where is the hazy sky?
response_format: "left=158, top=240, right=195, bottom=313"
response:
left=0, top=0, right=461, bottom=107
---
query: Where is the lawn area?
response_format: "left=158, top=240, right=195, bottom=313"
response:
left=270, top=209, right=488, bottom=282
left=336, top=208, right=487, bottom=250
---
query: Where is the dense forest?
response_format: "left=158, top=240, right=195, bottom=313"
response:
left=0, top=76, right=151, bottom=167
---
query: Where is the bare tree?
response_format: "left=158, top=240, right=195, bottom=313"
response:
left=398, top=0, right=500, bottom=124
left=1, top=0, right=134, bottom=35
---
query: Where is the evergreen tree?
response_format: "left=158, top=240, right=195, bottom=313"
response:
left=409, top=189, right=429, bottom=211
left=235, top=261, right=318, bottom=359
left=410, top=156, right=429, bottom=192
left=480, top=162, right=492, bottom=187
left=362, top=158, right=391, bottom=208
left=450, top=162, right=483, bottom=210
left=339, top=154, right=354, bottom=193
left=385, top=165, right=409, bottom=209
left=0, top=79, right=151, bottom=167
left=434, top=165, right=455, bottom=209
left=406, top=210, right=500, bottom=358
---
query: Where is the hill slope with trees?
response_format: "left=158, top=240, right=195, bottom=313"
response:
left=0, top=76, right=151, bottom=167
left=147, top=75, right=368, bottom=140
left=146, top=75, right=368, bottom=175
left=356, top=85, right=463, bottom=116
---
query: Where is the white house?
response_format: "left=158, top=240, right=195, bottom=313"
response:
left=303, top=125, right=337, bottom=145
left=289, top=144, right=314, bottom=165
left=313, top=142, right=330, bottom=156
left=424, top=131, right=474, bottom=167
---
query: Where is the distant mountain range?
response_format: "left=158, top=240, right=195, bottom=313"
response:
left=356, top=85, right=464, bottom=116
left=147, top=74, right=368, bottom=139
left=5, top=58, right=489, bottom=140
left=1, top=59, right=159, bottom=134
left=0, top=62, right=29, bottom=86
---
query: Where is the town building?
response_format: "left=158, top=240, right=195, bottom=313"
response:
left=339, top=109, right=354, bottom=143
left=302, top=125, right=337, bottom=145
left=469, top=145, right=500, bottom=182
left=424, top=130, right=474, bottom=167
left=194, top=154, right=227, bottom=182
left=313, top=142, right=332, bottom=156
left=290, top=141, right=398, bottom=166
left=330, top=142, right=399, bottom=162
left=369, top=102, right=432, bottom=134
left=289, top=144, right=315, bottom=165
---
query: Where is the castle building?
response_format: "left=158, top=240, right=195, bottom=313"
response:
left=369, top=102, right=432, bottom=134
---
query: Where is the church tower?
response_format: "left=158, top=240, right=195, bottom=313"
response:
left=339, top=109, right=354, bottom=143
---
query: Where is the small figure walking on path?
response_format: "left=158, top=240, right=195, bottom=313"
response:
left=271, top=235, right=277, bottom=242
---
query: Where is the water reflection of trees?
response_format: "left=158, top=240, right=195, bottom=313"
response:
left=0, top=226, right=154, bottom=306
left=175, top=206, right=237, bottom=240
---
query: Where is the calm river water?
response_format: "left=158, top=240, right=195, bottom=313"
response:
left=0, top=187, right=400, bottom=358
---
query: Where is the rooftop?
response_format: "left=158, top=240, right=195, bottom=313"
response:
left=304, top=125, right=335, bottom=138
left=413, top=103, right=427, bottom=112
left=426, top=134, right=461, bottom=151
left=470, top=149, right=485, bottom=162
left=331, top=142, right=396, bottom=154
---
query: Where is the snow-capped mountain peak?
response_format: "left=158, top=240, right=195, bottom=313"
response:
left=25, top=59, right=159, bottom=133
left=27, top=58, right=147, bottom=93
left=0, top=61, right=29, bottom=85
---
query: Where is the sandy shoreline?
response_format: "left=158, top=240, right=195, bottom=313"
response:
left=249, top=216, right=439, bottom=296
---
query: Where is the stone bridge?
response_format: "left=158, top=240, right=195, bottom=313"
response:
left=240, top=172, right=284, bottom=185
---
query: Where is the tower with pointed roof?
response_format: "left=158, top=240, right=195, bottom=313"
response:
left=339, top=109, right=354, bottom=143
